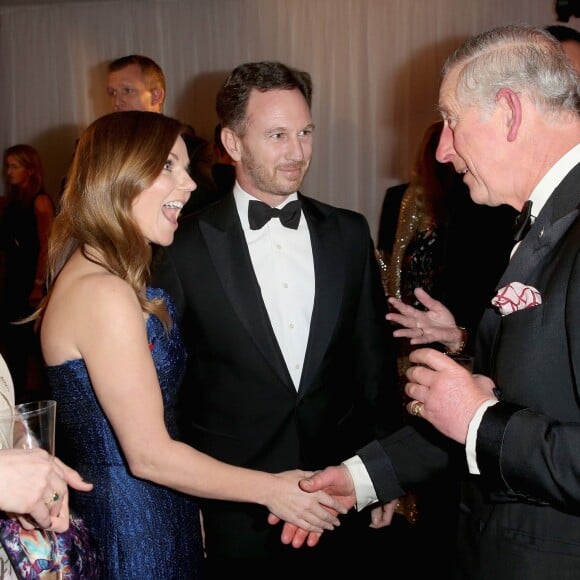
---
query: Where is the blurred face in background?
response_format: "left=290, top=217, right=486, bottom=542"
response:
left=5, top=155, right=31, bottom=189
left=107, top=64, right=164, bottom=112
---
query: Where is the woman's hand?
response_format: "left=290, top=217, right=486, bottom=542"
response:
left=0, top=449, right=92, bottom=532
left=369, top=498, right=400, bottom=528
left=386, top=287, right=464, bottom=352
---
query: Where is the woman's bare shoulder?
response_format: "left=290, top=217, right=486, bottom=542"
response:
left=42, top=260, right=141, bottom=364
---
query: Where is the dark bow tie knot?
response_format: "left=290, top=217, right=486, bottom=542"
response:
left=512, top=200, right=533, bottom=242
left=248, top=199, right=302, bottom=230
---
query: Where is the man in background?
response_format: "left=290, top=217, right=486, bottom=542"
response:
left=106, top=54, right=165, bottom=112
left=60, top=54, right=169, bottom=198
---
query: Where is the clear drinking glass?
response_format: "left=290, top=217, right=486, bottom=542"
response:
left=448, top=354, right=474, bottom=372
left=0, top=400, right=56, bottom=454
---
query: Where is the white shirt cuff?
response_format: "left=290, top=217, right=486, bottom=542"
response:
left=466, top=399, right=500, bottom=474
left=343, top=456, right=379, bottom=511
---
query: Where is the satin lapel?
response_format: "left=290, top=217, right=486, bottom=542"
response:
left=199, top=199, right=293, bottom=390
left=482, top=164, right=580, bottom=375
left=499, top=212, right=577, bottom=287
left=298, top=200, right=344, bottom=392
left=480, top=208, right=579, bottom=375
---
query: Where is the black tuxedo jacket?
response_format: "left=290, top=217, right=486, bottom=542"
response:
left=153, top=192, right=403, bottom=560
left=359, top=163, right=580, bottom=579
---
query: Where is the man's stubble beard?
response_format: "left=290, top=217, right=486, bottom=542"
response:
left=242, top=150, right=309, bottom=198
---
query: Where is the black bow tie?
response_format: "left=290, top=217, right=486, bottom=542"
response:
left=512, top=200, right=533, bottom=242
left=248, top=199, right=302, bottom=230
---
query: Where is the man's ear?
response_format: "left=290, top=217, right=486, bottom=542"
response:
left=222, top=127, right=242, bottom=162
left=151, top=88, right=165, bottom=109
left=496, top=88, right=522, bottom=142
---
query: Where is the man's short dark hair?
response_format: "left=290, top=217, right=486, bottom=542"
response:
left=216, top=61, right=312, bottom=134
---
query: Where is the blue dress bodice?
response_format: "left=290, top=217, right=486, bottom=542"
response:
left=47, top=288, right=202, bottom=579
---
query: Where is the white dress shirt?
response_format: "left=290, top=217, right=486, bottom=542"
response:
left=233, top=184, right=315, bottom=390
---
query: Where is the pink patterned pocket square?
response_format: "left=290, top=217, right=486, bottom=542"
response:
left=491, top=282, right=542, bottom=316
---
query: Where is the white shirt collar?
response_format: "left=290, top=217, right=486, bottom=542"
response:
left=528, top=143, right=580, bottom=219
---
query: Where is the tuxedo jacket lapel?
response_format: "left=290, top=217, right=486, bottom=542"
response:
left=498, top=164, right=580, bottom=287
left=200, top=198, right=293, bottom=390
left=299, top=197, right=344, bottom=392
left=478, top=163, right=580, bottom=373
left=198, top=194, right=347, bottom=394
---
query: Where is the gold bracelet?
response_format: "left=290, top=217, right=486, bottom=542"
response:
left=445, top=326, right=467, bottom=355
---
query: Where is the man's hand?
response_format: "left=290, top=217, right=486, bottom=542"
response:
left=269, top=465, right=356, bottom=548
left=369, top=498, right=399, bottom=528
left=405, top=348, right=497, bottom=443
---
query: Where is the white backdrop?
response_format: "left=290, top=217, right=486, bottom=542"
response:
left=0, top=0, right=574, bottom=240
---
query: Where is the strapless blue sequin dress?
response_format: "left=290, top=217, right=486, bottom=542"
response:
left=46, top=288, right=203, bottom=579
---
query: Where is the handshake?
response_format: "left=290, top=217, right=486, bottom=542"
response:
left=266, top=465, right=399, bottom=548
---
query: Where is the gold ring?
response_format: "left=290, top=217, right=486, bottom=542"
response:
left=44, top=491, right=59, bottom=504
left=419, top=327, right=424, bottom=336
left=409, top=400, right=424, bottom=417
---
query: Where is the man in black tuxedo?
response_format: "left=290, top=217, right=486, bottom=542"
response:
left=285, top=25, right=580, bottom=579
left=153, top=61, right=406, bottom=576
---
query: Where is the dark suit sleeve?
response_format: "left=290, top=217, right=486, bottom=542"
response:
left=348, top=213, right=406, bottom=438
left=477, top=403, right=580, bottom=513
left=477, top=403, right=580, bottom=511
left=356, top=422, right=459, bottom=502
left=346, top=205, right=459, bottom=500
